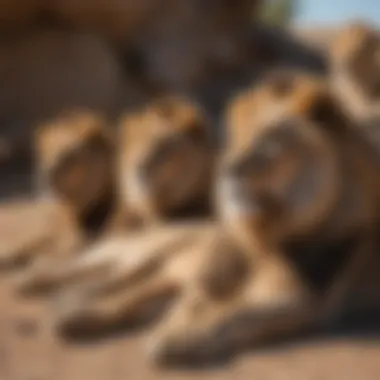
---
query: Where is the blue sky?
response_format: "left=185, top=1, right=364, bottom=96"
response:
left=294, top=0, right=380, bottom=26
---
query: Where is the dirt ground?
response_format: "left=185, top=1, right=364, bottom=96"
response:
left=0, top=163, right=379, bottom=380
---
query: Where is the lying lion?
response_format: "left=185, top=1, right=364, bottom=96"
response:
left=23, top=71, right=379, bottom=366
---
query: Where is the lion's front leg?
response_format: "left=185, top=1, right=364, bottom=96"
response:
left=65, top=222, right=210, bottom=298
left=75, top=223, right=202, bottom=299
left=51, top=223, right=213, bottom=338
left=54, top=273, right=181, bottom=338
left=147, top=256, right=315, bottom=367
left=11, top=235, right=132, bottom=297
left=14, top=221, right=208, bottom=297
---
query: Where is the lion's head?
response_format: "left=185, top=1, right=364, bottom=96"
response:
left=118, top=95, right=214, bottom=222
left=217, top=72, right=344, bottom=246
left=36, top=110, right=116, bottom=223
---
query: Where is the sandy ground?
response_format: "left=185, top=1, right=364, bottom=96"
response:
left=0, top=158, right=379, bottom=380
left=0, top=278, right=379, bottom=380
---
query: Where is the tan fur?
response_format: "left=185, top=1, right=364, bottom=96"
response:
left=225, top=69, right=328, bottom=142
left=11, top=95, right=216, bottom=296
left=35, top=111, right=116, bottom=215
left=113, top=95, right=214, bottom=227
left=0, top=110, right=116, bottom=275
left=329, top=21, right=380, bottom=157
left=329, top=21, right=380, bottom=121
left=51, top=222, right=216, bottom=336
left=44, top=73, right=379, bottom=365
left=145, top=72, right=380, bottom=365
left=12, top=72, right=378, bottom=366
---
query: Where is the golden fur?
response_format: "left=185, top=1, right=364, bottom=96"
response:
left=329, top=21, right=380, bottom=156
left=7, top=71, right=378, bottom=366
left=47, top=71, right=378, bottom=364
left=146, top=72, right=380, bottom=365
left=113, top=95, right=214, bottom=227
left=0, top=110, right=116, bottom=272
left=39, top=72, right=379, bottom=365
left=10, top=95, right=216, bottom=295
left=329, top=21, right=380, bottom=119
left=36, top=111, right=115, bottom=216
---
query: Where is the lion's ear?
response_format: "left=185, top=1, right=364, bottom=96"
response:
left=292, top=87, right=349, bottom=133
left=183, top=117, right=211, bottom=144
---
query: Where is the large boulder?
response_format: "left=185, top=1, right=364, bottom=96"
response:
left=0, top=28, right=131, bottom=162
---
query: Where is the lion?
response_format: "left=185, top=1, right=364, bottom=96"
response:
left=329, top=21, right=380, bottom=145
left=145, top=73, right=380, bottom=366
left=113, top=94, right=214, bottom=227
left=47, top=71, right=379, bottom=366
left=329, top=20, right=380, bottom=156
left=10, top=78, right=291, bottom=296
left=6, top=68, right=295, bottom=294
left=10, top=95, right=216, bottom=295
left=0, top=110, right=117, bottom=270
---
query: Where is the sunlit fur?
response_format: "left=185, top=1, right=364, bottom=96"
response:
left=329, top=21, right=380, bottom=156
left=0, top=110, right=116, bottom=271
left=144, top=72, right=380, bottom=366
left=28, top=72, right=379, bottom=366
left=36, top=110, right=116, bottom=222
left=116, top=95, right=214, bottom=226
left=218, top=73, right=344, bottom=246
left=12, top=96, right=215, bottom=295
left=330, top=21, right=380, bottom=119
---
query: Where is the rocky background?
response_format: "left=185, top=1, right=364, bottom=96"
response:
left=0, top=0, right=328, bottom=176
